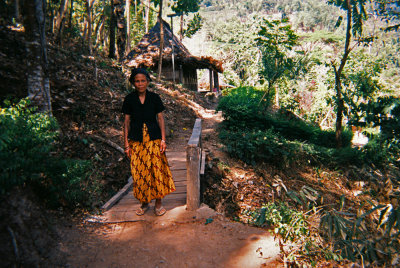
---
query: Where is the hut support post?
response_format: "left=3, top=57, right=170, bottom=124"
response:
left=186, top=119, right=202, bottom=211
left=179, top=65, right=183, bottom=83
left=213, top=71, right=219, bottom=92
left=170, top=16, right=175, bottom=86
left=209, top=69, right=213, bottom=92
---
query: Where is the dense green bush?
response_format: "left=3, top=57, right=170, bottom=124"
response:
left=218, top=86, right=352, bottom=148
left=217, top=86, right=359, bottom=166
left=0, top=99, right=99, bottom=209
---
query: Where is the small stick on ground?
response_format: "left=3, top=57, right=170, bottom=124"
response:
left=91, top=135, right=124, bottom=155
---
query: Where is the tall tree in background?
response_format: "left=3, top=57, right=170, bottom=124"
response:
left=53, top=0, right=69, bottom=43
left=256, top=18, right=298, bottom=107
left=115, top=0, right=126, bottom=60
left=145, top=0, right=150, bottom=33
left=126, top=0, right=131, bottom=52
left=171, top=0, right=200, bottom=41
left=157, top=0, right=164, bottom=81
left=68, top=0, right=74, bottom=29
left=328, top=0, right=370, bottom=148
left=85, top=0, right=96, bottom=55
left=22, top=0, right=52, bottom=113
left=109, top=0, right=116, bottom=58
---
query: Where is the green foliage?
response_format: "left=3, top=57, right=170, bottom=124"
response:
left=327, top=0, right=368, bottom=36
left=182, top=13, right=203, bottom=38
left=320, top=204, right=400, bottom=265
left=256, top=18, right=299, bottom=92
left=172, top=0, right=200, bottom=14
left=253, top=202, right=309, bottom=243
left=205, top=15, right=261, bottom=86
left=0, top=99, right=58, bottom=193
left=217, top=87, right=359, bottom=167
left=0, top=99, right=99, bottom=209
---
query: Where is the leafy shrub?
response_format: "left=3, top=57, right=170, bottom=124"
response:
left=217, top=86, right=360, bottom=167
left=218, top=86, right=352, bottom=148
left=253, top=202, right=309, bottom=242
left=0, top=99, right=99, bottom=209
left=320, top=204, right=400, bottom=265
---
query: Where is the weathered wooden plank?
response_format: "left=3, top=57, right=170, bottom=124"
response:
left=101, top=177, right=133, bottom=211
left=168, top=162, right=187, bottom=170
left=188, top=119, right=202, bottom=147
left=171, top=170, right=187, bottom=181
left=166, top=151, right=186, bottom=160
left=174, top=180, right=187, bottom=187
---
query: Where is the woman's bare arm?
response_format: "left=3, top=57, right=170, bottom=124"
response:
left=124, top=114, right=131, bottom=155
left=157, top=112, right=167, bottom=153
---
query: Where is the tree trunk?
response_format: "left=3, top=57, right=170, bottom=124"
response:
left=334, top=0, right=352, bottom=148
left=23, top=0, right=52, bottom=113
left=54, top=0, right=69, bottom=43
left=145, top=0, right=150, bottom=33
left=68, top=0, right=74, bottom=29
left=126, top=0, right=130, bottom=53
left=14, top=0, right=20, bottom=21
left=334, top=73, right=344, bottom=148
left=85, top=0, right=95, bottom=55
left=157, top=0, right=164, bottom=82
left=94, top=14, right=104, bottom=48
left=109, top=0, right=116, bottom=58
left=115, top=0, right=126, bottom=60
left=180, top=14, right=183, bottom=41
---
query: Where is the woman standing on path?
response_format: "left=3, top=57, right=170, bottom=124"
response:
left=122, top=68, right=175, bottom=216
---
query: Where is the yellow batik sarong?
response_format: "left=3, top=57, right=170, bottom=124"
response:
left=128, top=124, right=175, bottom=203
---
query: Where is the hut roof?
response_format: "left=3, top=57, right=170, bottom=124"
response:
left=124, top=20, right=223, bottom=73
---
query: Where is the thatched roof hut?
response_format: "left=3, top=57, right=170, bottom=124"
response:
left=124, top=20, right=223, bottom=91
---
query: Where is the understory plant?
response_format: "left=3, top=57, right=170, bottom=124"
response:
left=250, top=190, right=400, bottom=266
left=0, top=99, right=100, bottom=209
left=218, top=86, right=358, bottom=167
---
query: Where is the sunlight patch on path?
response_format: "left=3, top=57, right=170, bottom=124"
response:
left=225, top=234, right=282, bottom=268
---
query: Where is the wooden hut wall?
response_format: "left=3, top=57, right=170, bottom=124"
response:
left=182, top=66, right=198, bottom=91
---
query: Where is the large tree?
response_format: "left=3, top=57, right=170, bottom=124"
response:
left=256, top=18, right=299, bottom=107
left=171, top=0, right=200, bottom=41
left=22, top=0, right=52, bottom=113
left=53, top=0, right=69, bottom=43
left=157, top=0, right=164, bottom=81
left=114, top=0, right=126, bottom=60
left=109, top=0, right=116, bottom=58
left=328, top=0, right=371, bottom=148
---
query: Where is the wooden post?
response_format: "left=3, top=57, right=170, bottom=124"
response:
left=186, top=119, right=202, bottom=211
left=209, top=69, right=213, bottom=91
left=213, top=71, right=219, bottom=92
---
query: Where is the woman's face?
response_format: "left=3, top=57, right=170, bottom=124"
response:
left=133, top=73, right=149, bottom=93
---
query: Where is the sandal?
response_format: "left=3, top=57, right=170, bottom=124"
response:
left=136, top=204, right=149, bottom=216
left=154, top=206, right=166, bottom=216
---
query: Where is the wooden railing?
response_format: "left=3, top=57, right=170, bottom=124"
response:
left=186, top=118, right=205, bottom=211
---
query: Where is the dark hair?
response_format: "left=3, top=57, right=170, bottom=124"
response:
left=129, top=68, right=152, bottom=83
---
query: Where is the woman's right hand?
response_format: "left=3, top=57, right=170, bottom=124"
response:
left=124, top=146, right=131, bottom=158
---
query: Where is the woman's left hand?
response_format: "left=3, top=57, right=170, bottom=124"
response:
left=160, top=140, right=166, bottom=153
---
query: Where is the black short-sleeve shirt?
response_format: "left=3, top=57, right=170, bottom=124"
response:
left=122, top=90, right=165, bottom=142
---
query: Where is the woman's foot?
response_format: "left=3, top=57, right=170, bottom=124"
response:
left=154, top=206, right=166, bottom=216
left=136, top=203, right=149, bottom=216
left=154, top=199, right=166, bottom=216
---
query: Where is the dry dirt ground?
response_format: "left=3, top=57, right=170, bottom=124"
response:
left=62, top=207, right=282, bottom=268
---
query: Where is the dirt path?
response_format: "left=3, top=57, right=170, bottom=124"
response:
left=58, top=94, right=282, bottom=268
left=63, top=206, right=281, bottom=268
